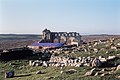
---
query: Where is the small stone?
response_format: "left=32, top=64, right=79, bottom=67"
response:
left=117, top=75, right=120, bottom=78
left=94, top=72, right=98, bottom=76
left=94, top=72, right=102, bottom=76
left=101, top=69, right=105, bottom=72
left=111, top=67, right=116, bottom=70
left=84, top=68, right=96, bottom=76
left=47, top=76, right=54, bottom=79
left=32, top=62, right=36, bottom=66
left=100, top=73, right=105, bottom=77
left=43, top=61, right=48, bottom=67
left=107, top=56, right=116, bottom=60
left=60, top=71, right=63, bottom=74
left=36, top=71, right=42, bottom=74
left=100, top=73, right=109, bottom=77
left=65, top=69, right=77, bottom=74
left=116, top=65, right=120, bottom=71
left=99, top=57, right=107, bottom=63
left=29, top=60, right=33, bottom=66
left=85, top=71, right=92, bottom=76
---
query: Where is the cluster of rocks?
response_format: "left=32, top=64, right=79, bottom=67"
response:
left=29, top=56, right=93, bottom=67
left=29, top=55, right=118, bottom=68
left=84, top=64, right=120, bottom=77
left=86, top=38, right=120, bottom=52
left=49, top=56, right=93, bottom=67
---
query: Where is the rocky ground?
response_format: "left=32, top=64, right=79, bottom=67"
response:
left=0, top=35, right=120, bottom=80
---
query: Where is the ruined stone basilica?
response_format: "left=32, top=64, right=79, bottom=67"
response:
left=40, top=29, right=81, bottom=46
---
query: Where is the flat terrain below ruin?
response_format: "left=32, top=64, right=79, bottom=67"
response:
left=0, top=34, right=120, bottom=50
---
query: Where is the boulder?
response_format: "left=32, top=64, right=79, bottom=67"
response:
left=5, top=71, right=14, bottom=78
left=91, top=58, right=102, bottom=67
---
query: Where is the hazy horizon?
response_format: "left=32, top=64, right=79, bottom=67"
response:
left=0, top=0, right=120, bottom=35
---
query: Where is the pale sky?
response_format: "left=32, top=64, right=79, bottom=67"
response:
left=0, top=0, right=120, bottom=35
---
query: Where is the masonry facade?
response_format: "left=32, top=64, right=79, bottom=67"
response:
left=40, top=28, right=81, bottom=46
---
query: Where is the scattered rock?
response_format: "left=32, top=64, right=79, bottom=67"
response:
left=116, top=65, right=120, bottom=71
left=84, top=71, right=92, bottom=76
left=84, top=68, right=96, bottom=76
left=99, top=56, right=107, bottom=63
left=60, top=71, right=63, bottom=74
left=5, top=71, right=14, bottom=78
left=93, top=48, right=98, bottom=53
left=100, top=72, right=109, bottom=77
left=111, top=46, right=117, bottom=50
left=43, top=61, right=49, bottom=67
left=94, top=72, right=102, bottom=76
left=36, top=71, right=42, bottom=74
left=108, top=72, right=112, bottom=75
left=100, top=73, right=105, bottom=77
left=91, top=58, right=102, bottom=67
left=83, top=63, right=90, bottom=67
left=101, top=69, right=105, bottom=72
left=116, top=75, right=120, bottom=79
left=117, top=43, right=120, bottom=46
left=65, top=69, right=77, bottom=74
left=47, top=76, right=54, bottom=79
left=107, top=56, right=116, bottom=60
left=111, top=67, right=116, bottom=70
left=32, top=62, right=36, bottom=66
left=31, top=60, right=43, bottom=66
left=29, top=60, right=33, bottom=66
left=94, top=72, right=99, bottom=76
